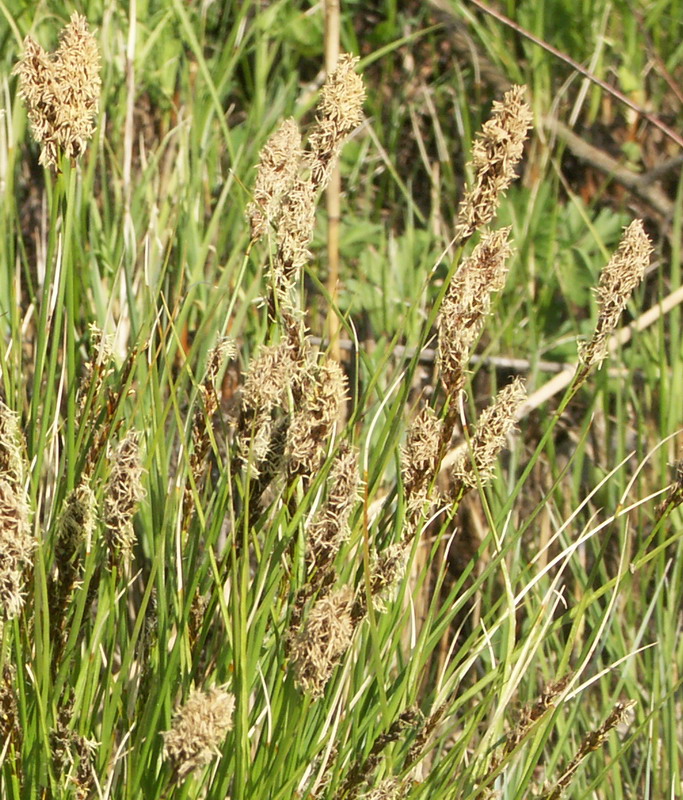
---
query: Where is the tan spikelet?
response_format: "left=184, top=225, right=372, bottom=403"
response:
left=455, top=86, right=532, bottom=242
left=14, top=13, right=101, bottom=169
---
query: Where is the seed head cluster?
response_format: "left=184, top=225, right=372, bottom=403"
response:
left=308, top=442, right=361, bottom=565
left=247, top=118, right=303, bottom=241
left=13, top=13, right=101, bottom=169
left=286, top=358, right=347, bottom=478
left=455, top=85, right=532, bottom=243
left=452, top=378, right=526, bottom=490
left=238, top=341, right=298, bottom=474
left=401, top=405, right=443, bottom=516
left=578, top=219, right=653, bottom=368
left=307, top=53, right=366, bottom=191
left=438, top=227, right=512, bottom=396
left=0, top=402, right=33, bottom=620
left=261, top=55, right=364, bottom=295
left=163, top=687, right=235, bottom=780
left=542, top=701, right=636, bottom=799
left=290, top=586, right=355, bottom=698
left=104, top=431, right=145, bottom=563
left=51, top=482, right=97, bottom=624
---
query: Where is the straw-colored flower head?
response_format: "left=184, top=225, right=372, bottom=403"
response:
left=163, top=687, right=234, bottom=780
left=452, top=377, right=526, bottom=490
left=290, top=586, right=354, bottom=698
left=0, top=479, right=34, bottom=620
left=247, top=118, right=303, bottom=241
left=401, top=406, right=443, bottom=514
left=272, top=54, right=364, bottom=288
left=238, top=341, right=298, bottom=473
left=578, top=219, right=653, bottom=369
left=275, top=175, right=318, bottom=284
left=104, top=431, right=145, bottom=563
left=0, top=401, right=26, bottom=490
left=286, top=358, right=347, bottom=477
left=370, top=542, right=410, bottom=611
left=308, top=442, right=361, bottom=563
left=205, top=336, right=237, bottom=385
left=438, top=227, right=512, bottom=396
left=14, top=13, right=101, bottom=169
left=308, top=53, right=365, bottom=191
left=455, top=86, right=532, bottom=242
left=362, top=778, right=407, bottom=800
left=0, top=401, right=33, bottom=620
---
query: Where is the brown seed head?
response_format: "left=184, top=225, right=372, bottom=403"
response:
left=308, top=54, right=365, bottom=191
left=370, top=542, right=410, bottom=612
left=0, top=479, right=34, bottom=620
left=361, top=778, right=407, bottom=800
left=0, top=402, right=33, bottom=620
left=286, top=358, right=347, bottom=478
left=578, top=220, right=653, bottom=369
left=438, top=227, right=512, bottom=396
left=273, top=55, right=364, bottom=287
left=455, top=86, right=532, bottom=243
left=290, top=585, right=354, bottom=698
left=543, top=701, right=636, bottom=800
left=104, top=431, right=145, bottom=563
left=308, top=442, right=362, bottom=564
left=401, top=405, right=443, bottom=516
left=247, top=118, right=303, bottom=241
left=452, top=377, right=526, bottom=490
left=238, top=341, right=298, bottom=473
left=14, top=13, right=101, bottom=169
left=163, top=687, right=234, bottom=780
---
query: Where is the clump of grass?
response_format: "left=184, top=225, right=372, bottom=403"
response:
left=2, top=7, right=677, bottom=800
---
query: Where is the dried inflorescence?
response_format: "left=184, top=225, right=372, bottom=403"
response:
left=541, top=701, right=636, bottom=800
left=51, top=482, right=97, bottom=620
left=359, top=777, right=407, bottom=800
left=247, top=118, right=303, bottom=241
left=307, top=53, right=366, bottom=191
left=455, top=85, right=532, bottom=243
left=286, top=358, right=347, bottom=478
left=438, top=227, right=512, bottom=397
left=290, top=585, right=355, bottom=698
left=369, top=542, right=410, bottom=612
left=78, top=324, right=115, bottom=413
left=401, top=405, right=443, bottom=517
left=452, top=378, right=526, bottom=491
left=0, top=666, right=20, bottom=747
left=163, top=687, right=235, bottom=780
left=477, top=675, right=572, bottom=787
left=104, top=431, right=145, bottom=563
left=50, top=705, right=99, bottom=800
left=13, top=13, right=101, bottom=169
left=655, top=458, right=683, bottom=518
left=271, top=55, right=365, bottom=292
left=185, top=337, right=237, bottom=521
left=275, top=176, right=319, bottom=289
left=56, top=482, right=97, bottom=570
left=0, top=402, right=33, bottom=620
left=308, top=442, right=361, bottom=565
left=578, top=220, right=653, bottom=369
left=238, top=341, right=298, bottom=474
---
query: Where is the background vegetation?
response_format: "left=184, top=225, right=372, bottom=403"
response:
left=1, top=0, right=682, bottom=798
